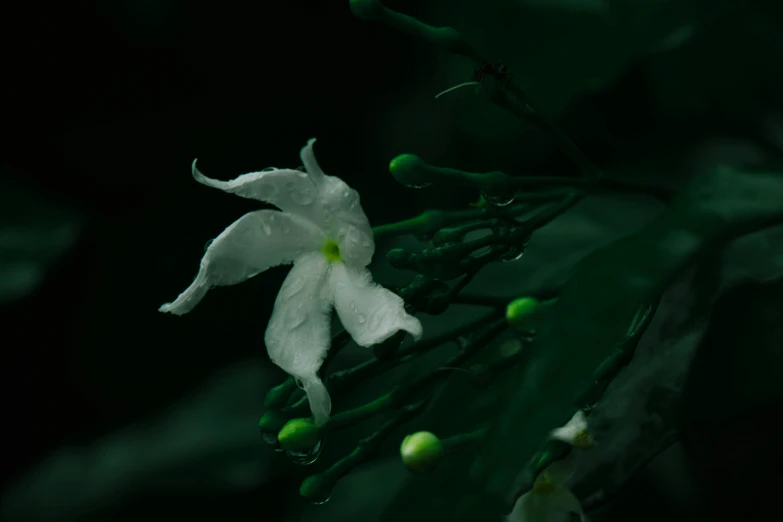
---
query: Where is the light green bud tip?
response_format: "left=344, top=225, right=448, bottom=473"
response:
left=389, top=154, right=430, bottom=188
left=506, top=297, right=541, bottom=330
left=400, top=431, right=443, bottom=474
left=278, top=418, right=322, bottom=452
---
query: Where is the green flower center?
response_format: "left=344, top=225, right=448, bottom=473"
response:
left=322, top=239, right=342, bottom=263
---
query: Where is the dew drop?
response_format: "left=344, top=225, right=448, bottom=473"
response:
left=286, top=437, right=325, bottom=466
left=260, top=432, right=286, bottom=452
left=261, top=167, right=277, bottom=172
left=204, top=239, right=214, bottom=252
left=500, top=247, right=524, bottom=263
left=356, top=313, right=367, bottom=324
left=308, top=494, right=331, bottom=505
left=481, top=191, right=515, bottom=206
left=402, top=180, right=433, bottom=189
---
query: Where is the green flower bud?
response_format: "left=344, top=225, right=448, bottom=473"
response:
left=278, top=418, right=323, bottom=452
left=299, top=473, right=330, bottom=502
left=506, top=296, right=541, bottom=331
left=400, top=431, right=443, bottom=474
left=388, top=154, right=432, bottom=188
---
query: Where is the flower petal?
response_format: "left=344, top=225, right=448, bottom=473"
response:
left=550, top=487, right=587, bottom=522
left=549, top=410, right=588, bottom=445
left=329, top=263, right=422, bottom=347
left=192, top=161, right=324, bottom=229
left=159, top=210, right=324, bottom=315
left=300, top=139, right=375, bottom=268
left=264, top=252, right=333, bottom=425
left=192, top=140, right=375, bottom=267
left=507, top=487, right=585, bottom=522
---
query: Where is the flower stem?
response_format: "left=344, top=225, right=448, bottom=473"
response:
left=349, top=0, right=600, bottom=179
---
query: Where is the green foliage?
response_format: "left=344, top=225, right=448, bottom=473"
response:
left=257, top=1, right=783, bottom=519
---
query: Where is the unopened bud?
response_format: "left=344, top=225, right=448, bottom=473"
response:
left=278, top=418, right=322, bottom=452
left=400, top=431, right=443, bottom=474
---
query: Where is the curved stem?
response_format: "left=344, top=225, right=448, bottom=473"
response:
left=350, top=0, right=600, bottom=179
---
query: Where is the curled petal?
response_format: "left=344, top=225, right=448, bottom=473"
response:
left=300, top=138, right=326, bottom=182
left=192, top=160, right=324, bottom=228
left=192, top=140, right=375, bottom=268
left=550, top=410, right=589, bottom=445
left=159, top=210, right=324, bottom=315
left=329, top=263, right=422, bottom=347
left=264, top=252, right=333, bottom=425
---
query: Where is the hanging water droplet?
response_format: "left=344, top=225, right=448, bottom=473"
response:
left=401, top=180, right=433, bottom=189
left=286, top=437, right=324, bottom=466
left=500, top=247, right=525, bottom=263
left=260, top=432, right=286, bottom=452
left=308, top=494, right=331, bottom=505
left=203, top=239, right=214, bottom=252
left=261, top=167, right=277, bottom=172
left=481, top=191, right=515, bottom=206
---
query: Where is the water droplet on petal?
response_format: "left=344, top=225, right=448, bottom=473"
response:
left=261, top=167, right=277, bottom=172
left=260, top=219, right=272, bottom=236
left=286, top=437, right=325, bottom=466
left=204, top=239, right=214, bottom=252
left=356, top=313, right=367, bottom=324
left=308, top=494, right=331, bottom=505
left=481, top=191, right=515, bottom=206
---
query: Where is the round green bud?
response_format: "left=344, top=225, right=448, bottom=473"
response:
left=506, top=297, right=541, bottom=331
left=388, top=154, right=431, bottom=188
left=278, top=418, right=322, bottom=452
left=400, top=431, right=443, bottom=474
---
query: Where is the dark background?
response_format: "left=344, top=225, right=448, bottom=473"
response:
left=1, top=0, right=782, bottom=521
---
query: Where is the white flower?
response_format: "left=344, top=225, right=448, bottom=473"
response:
left=159, top=139, right=423, bottom=425
left=549, top=410, right=594, bottom=450
left=507, top=459, right=588, bottom=522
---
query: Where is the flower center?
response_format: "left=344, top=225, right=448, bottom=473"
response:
left=322, top=239, right=342, bottom=263
left=574, top=430, right=594, bottom=450
left=533, top=474, right=556, bottom=495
